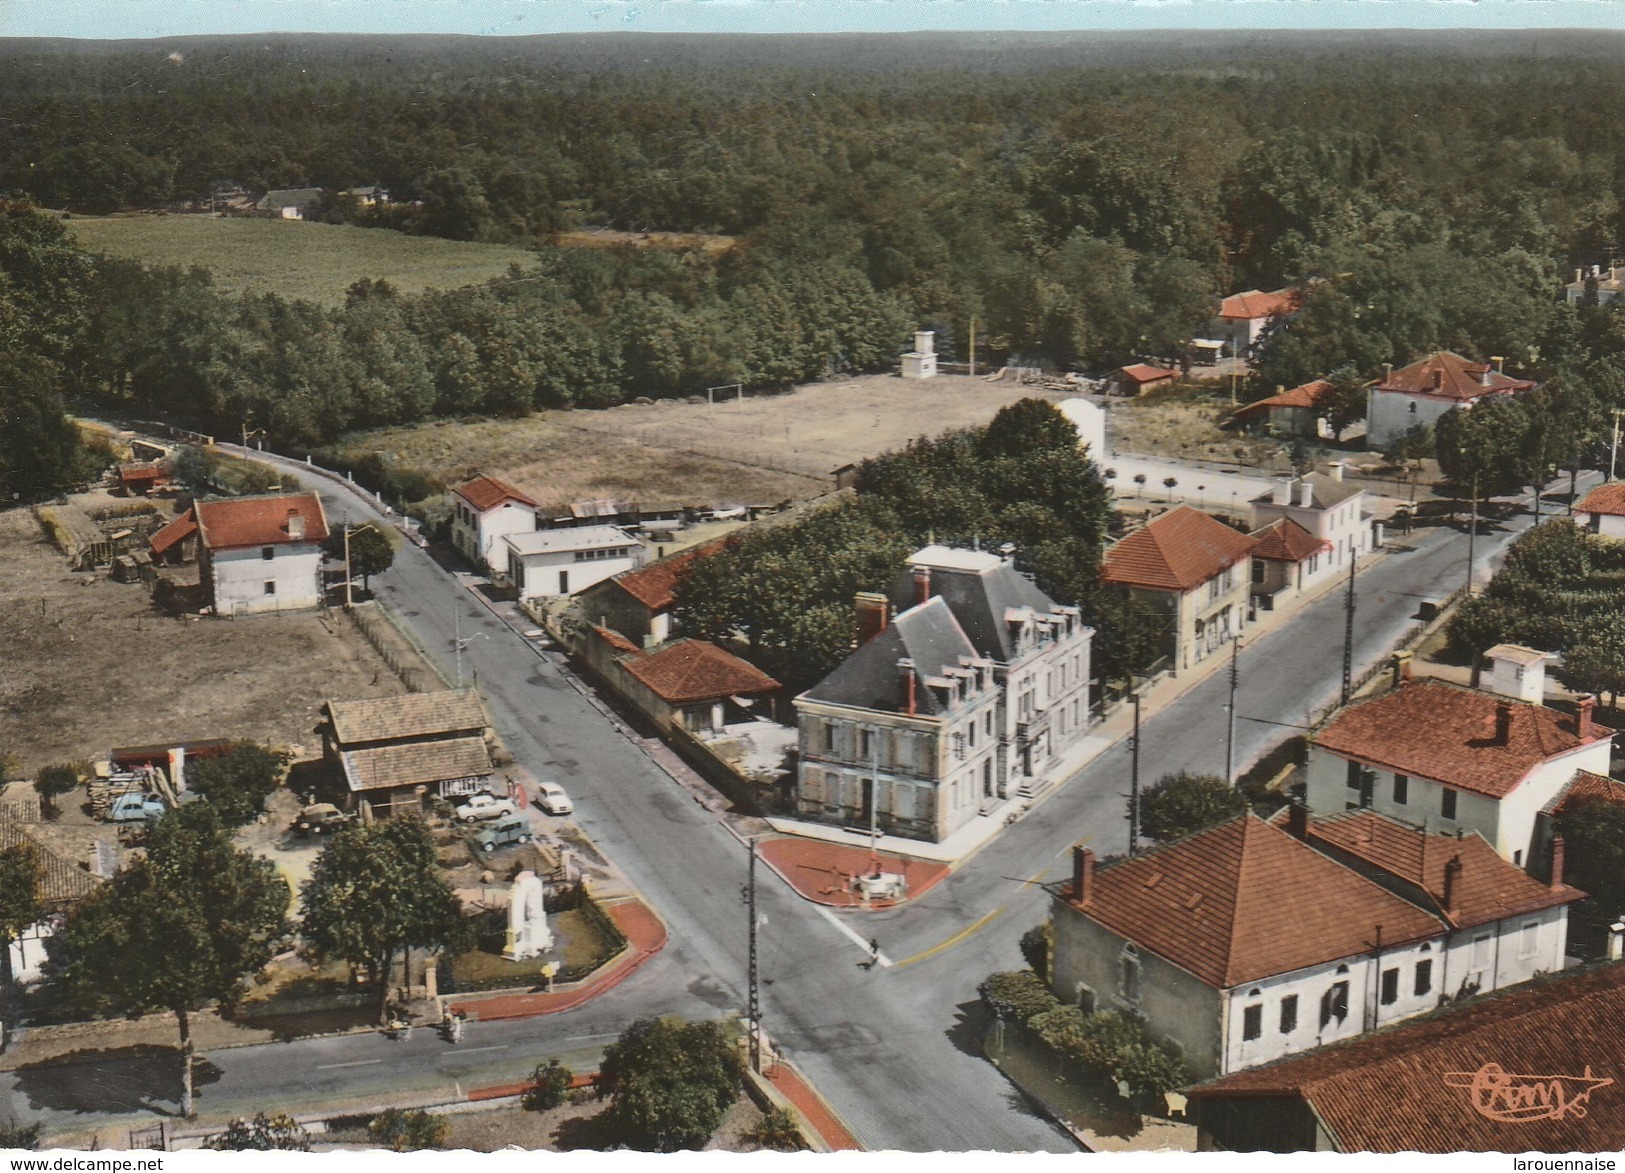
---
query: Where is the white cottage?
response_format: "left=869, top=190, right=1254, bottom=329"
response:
left=1249, top=468, right=1374, bottom=584
left=449, top=474, right=539, bottom=576
left=1366, top=352, right=1536, bottom=450
left=504, top=525, right=646, bottom=600
left=191, top=491, right=329, bottom=615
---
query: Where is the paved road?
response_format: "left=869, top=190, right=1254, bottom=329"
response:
left=4, top=452, right=1591, bottom=1150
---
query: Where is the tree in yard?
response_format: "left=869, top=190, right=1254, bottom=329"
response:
left=368, top=1108, right=448, bottom=1152
left=0, top=357, right=99, bottom=505
left=1555, top=613, right=1625, bottom=709
left=1321, top=364, right=1369, bottom=440
left=1132, top=472, right=1147, bottom=494
left=61, top=804, right=289, bottom=1118
left=299, top=817, right=472, bottom=1022
left=1435, top=397, right=1539, bottom=497
left=1094, top=591, right=1174, bottom=688
left=208, top=1114, right=311, bottom=1151
left=521, top=1058, right=575, bottom=1112
left=1162, top=476, right=1178, bottom=502
left=184, top=743, right=287, bottom=828
left=744, top=1109, right=803, bottom=1152
left=0, top=841, right=43, bottom=992
left=323, top=524, right=398, bottom=592
left=596, top=1016, right=744, bottom=1151
left=1554, top=797, right=1625, bottom=944
left=1138, top=772, right=1249, bottom=842
left=1020, top=921, right=1054, bottom=983
left=32, top=764, right=79, bottom=820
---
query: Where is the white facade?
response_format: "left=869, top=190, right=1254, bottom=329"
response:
left=1304, top=739, right=1611, bottom=867
left=901, top=330, right=938, bottom=379
left=1057, top=397, right=1107, bottom=463
left=1250, top=472, right=1372, bottom=588
left=1366, top=387, right=1469, bottom=449
left=452, top=497, right=537, bottom=574
left=505, top=526, right=646, bottom=600
left=207, top=541, right=324, bottom=615
left=1580, top=510, right=1625, bottom=539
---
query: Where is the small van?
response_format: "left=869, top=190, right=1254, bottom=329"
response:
left=475, top=813, right=532, bottom=853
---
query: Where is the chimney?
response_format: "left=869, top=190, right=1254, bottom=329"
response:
left=1594, top=264, right=1603, bottom=278
left=855, top=592, right=890, bottom=645
left=1577, top=268, right=1585, bottom=284
left=1073, top=845, right=1095, bottom=905
left=1494, top=700, right=1512, bottom=745
left=286, top=508, right=305, bottom=541
left=1287, top=801, right=1310, bottom=840
left=1381, top=362, right=1394, bottom=386
left=1610, top=919, right=1625, bottom=963
left=1578, top=694, right=1597, bottom=741
left=1390, top=650, right=1414, bottom=691
left=1550, top=835, right=1566, bottom=889
left=1272, top=477, right=1292, bottom=507
left=912, top=565, right=932, bottom=607
left=1480, top=366, right=1492, bottom=388
left=1328, top=460, right=1345, bottom=483
left=1431, top=369, right=1444, bottom=391
left=1443, top=855, right=1462, bottom=915
left=898, top=658, right=917, bottom=716
left=1299, top=479, right=1314, bottom=508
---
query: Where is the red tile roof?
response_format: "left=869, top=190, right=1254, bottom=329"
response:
left=621, top=639, right=779, bottom=705
left=607, top=538, right=732, bottom=613
left=0, top=821, right=101, bottom=907
left=1249, top=517, right=1331, bottom=563
left=1577, top=483, right=1625, bottom=518
left=1218, top=288, right=1304, bottom=321
left=1374, top=352, right=1535, bottom=403
left=1314, top=679, right=1602, bottom=800
left=1229, top=379, right=1335, bottom=419
left=1116, top=363, right=1180, bottom=385
left=148, top=510, right=199, bottom=556
left=1546, top=769, right=1625, bottom=817
left=1102, top=506, right=1258, bottom=593
left=1063, top=815, right=1443, bottom=988
left=118, top=462, right=169, bottom=484
left=593, top=625, right=643, bottom=656
left=453, top=474, right=538, bottom=512
left=195, top=492, right=329, bottom=551
left=1303, top=810, right=1583, bottom=930
left=1188, top=963, right=1625, bottom=1153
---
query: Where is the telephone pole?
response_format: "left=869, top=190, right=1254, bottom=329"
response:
left=1340, top=553, right=1357, bottom=707
left=1466, top=471, right=1480, bottom=597
left=744, top=839, right=762, bottom=1074
left=1224, top=638, right=1240, bottom=785
left=1129, top=690, right=1142, bottom=856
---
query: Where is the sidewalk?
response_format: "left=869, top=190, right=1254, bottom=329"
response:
left=755, top=835, right=949, bottom=909
left=764, top=1061, right=861, bottom=1151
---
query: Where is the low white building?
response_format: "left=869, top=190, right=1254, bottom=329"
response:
left=449, top=474, right=539, bottom=576
left=1056, top=397, right=1107, bottom=463
left=504, top=525, right=646, bottom=600
left=1249, top=468, right=1373, bottom=583
left=1049, top=808, right=1582, bottom=1082
left=1366, top=352, right=1536, bottom=450
left=190, top=491, right=329, bottom=615
left=901, top=330, right=938, bottom=379
left=1306, top=652, right=1612, bottom=868
left=2, top=822, right=101, bottom=985
left=1576, top=483, right=1625, bottom=539
left=1565, top=264, right=1625, bottom=306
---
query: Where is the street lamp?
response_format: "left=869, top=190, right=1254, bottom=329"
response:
left=343, top=522, right=380, bottom=610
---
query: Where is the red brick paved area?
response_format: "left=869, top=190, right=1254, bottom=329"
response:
left=757, top=836, right=949, bottom=909
left=768, top=1062, right=862, bottom=1150
left=450, top=898, right=668, bottom=1022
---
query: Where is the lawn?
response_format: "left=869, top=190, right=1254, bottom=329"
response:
left=63, top=214, right=540, bottom=308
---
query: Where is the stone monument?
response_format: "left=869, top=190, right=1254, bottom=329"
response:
left=502, top=869, right=553, bottom=961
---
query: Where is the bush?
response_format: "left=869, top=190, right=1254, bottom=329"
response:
left=1020, top=922, right=1054, bottom=984
left=33, top=764, right=80, bottom=818
left=744, top=1108, right=803, bottom=1152
left=598, top=1016, right=743, bottom=1152
left=1028, top=1007, right=1189, bottom=1098
left=978, top=970, right=1060, bottom=1023
left=208, top=1113, right=311, bottom=1151
left=521, top=1058, right=574, bottom=1112
left=367, top=1108, right=448, bottom=1152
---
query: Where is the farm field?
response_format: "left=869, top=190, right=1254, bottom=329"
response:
left=62, top=214, right=539, bottom=307
left=0, top=503, right=416, bottom=777
left=331, top=373, right=1067, bottom=510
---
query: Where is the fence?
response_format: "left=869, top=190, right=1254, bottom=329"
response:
left=346, top=602, right=434, bottom=693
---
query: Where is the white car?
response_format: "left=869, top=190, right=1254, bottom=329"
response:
left=454, top=792, right=518, bottom=822
left=534, top=782, right=574, bottom=816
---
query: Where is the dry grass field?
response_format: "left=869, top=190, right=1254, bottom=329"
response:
left=332, top=373, right=1068, bottom=509
left=63, top=214, right=539, bottom=308
left=0, top=504, right=415, bottom=777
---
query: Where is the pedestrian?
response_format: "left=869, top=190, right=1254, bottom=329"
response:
left=868, top=937, right=880, bottom=965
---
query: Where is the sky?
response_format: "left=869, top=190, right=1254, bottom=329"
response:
left=2, top=0, right=1624, bottom=40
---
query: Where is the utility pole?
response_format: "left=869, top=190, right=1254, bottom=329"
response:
left=1129, top=690, right=1142, bottom=856
left=744, top=839, right=762, bottom=1074
left=454, top=605, right=463, bottom=687
left=1224, top=638, right=1240, bottom=785
left=1340, top=553, right=1357, bottom=707
left=1612, top=411, right=1623, bottom=482
left=968, top=317, right=977, bottom=377
left=1466, top=471, right=1479, bottom=597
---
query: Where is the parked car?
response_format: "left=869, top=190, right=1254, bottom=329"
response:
left=454, top=792, right=518, bottom=822
left=107, top=793, right=167, bottom=824
left=534, top=782, right=574, bottom=816
left=474, top=813, right=532, bottom=853
left=290, top=802, right=358, bottom=836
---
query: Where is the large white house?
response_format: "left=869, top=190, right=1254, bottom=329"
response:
left=793, top=545, right=1093, bottom=842
left=1049, top=808, right=1583, bottom=1082
left=449, top=474, right=539, bottom=575
left=1306, top=653, right=1612, bottom=868
left=159, top=491, right=330, bottom=615
left=1249, top=468, right=1374, bottom=586
left=503, top=525, right=646, bottom=600
left=1365, top=352, right=1536, bottom=450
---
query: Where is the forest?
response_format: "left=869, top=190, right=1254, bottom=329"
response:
left=8, top=32, right=1625, bottom=474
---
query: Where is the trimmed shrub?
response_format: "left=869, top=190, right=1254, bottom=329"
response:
left=979, top=970, right=1060, bottom=1024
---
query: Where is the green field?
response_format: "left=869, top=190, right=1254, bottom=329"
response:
left=64, top=214, right=540, bottom=307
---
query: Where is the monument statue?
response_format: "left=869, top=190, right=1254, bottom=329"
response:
left=502, top=869, right=553, bottom=962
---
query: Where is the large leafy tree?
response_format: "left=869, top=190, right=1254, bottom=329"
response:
left=61, top=805, right=289, bottom=1117
left=185, top=744, right=288, bottom=828
left=323, top=524, right=398, bottom=592
left=1435, top=396, right=1540, bottom=496
left=1138, top=772, right=1249, bottom=842
left=1554, top=797, right=1625, bottom=948
left=0, top=841, right=43, bottom=990
left=597, top=1016, right=743, bottom=1152
left=299, top=817, right=470, bottom=1021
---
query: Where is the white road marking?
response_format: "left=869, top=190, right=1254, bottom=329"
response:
left=813, top=905, right=894, bottom=967
left=315, top=1059, right=382, bottom=1070
left=454, top=1044, right=511, bottom=1055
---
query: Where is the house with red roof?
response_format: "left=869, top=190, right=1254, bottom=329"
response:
left=1105, top=363, right=1180, bottom=397
left=1101, top=506, right=1256, bottom=675
left=1247, top=517, right=1331, bottom=609
left=1227, top=379, right=1338, bottom=440
left=1210, top=287, right=1305, bottom=356
left=1576, top=482, right=1625, bottom=540
left=1366, top=351, right=1536, bottom=449
left=1306, top=655, right=1612, bottom=869
left=1188, top=962, right=1625, bottom=1152
left=1049, top=807, right=1582, bottom=1083
left=448, top=473, right=538, bottom=575
left=1248, top=467, right=1373, bottom=593
left=577, top=537, right=732, bottom=648
left=149, top=492, right=329, bottom=615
